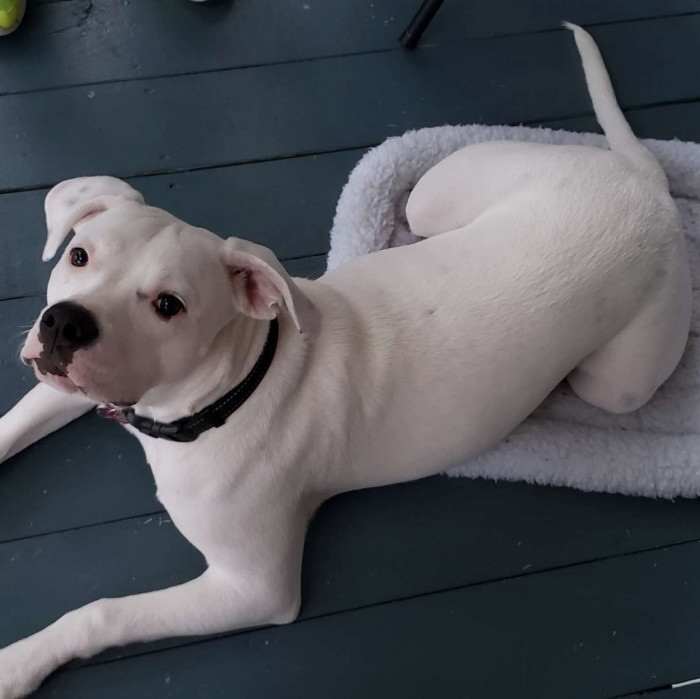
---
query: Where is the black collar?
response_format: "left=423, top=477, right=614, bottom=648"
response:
left=97, top=319, right=279, bottom=442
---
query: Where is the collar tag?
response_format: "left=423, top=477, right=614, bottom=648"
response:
left=96, top=404, right=128, bottom=424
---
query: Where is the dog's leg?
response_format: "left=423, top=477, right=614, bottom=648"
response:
left=0, top=507, right=306, bottom=698
left=0, top=384, right=95, bottom=464
left=0, top=563, right=301, bottom=698
left=568, top=245, right=692, bottom=414
left=405, top=142, right=546, bottom=238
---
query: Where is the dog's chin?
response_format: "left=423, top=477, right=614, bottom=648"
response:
left=68, top=379, right=139, bottom=407
left=33, top=366, right=83, bottom=395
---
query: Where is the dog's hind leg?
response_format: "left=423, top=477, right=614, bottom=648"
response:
left=0, top=383, right=95, bottom=463
left=405, top=150, right=496, bottom=239
left=405, top=141, right=556, bottom=239
left=567, top=246, right=692, bottom=414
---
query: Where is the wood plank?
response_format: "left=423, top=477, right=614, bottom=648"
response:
left=0, top=0, right=413, bottom=95
left=0, top=150, right=358, bottom=299
left=2, top=16, right=700, bottom=192
left=645, top=685, right=700, bottom=697
left=284, top=254, right=327, bottom=280
left=2, top=1, right=698, bottom=95
left=4, top=471, right=700, bottom=658
left=1, top=515, right=205, bottom=650
left=544, top=101, right=700, bottom=144
left=0, top=296, right=41, bottom=412
left=28, top=540, right=700, bottom=698
left=429, top=0, right=700, bottom=41
left=0, top=409, right=156, bottom=542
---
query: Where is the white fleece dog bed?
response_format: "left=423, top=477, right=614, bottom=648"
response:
left=327, top=124, right=700, bottom=499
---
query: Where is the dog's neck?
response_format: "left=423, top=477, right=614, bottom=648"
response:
left=133, top=313, right=273, bottom=424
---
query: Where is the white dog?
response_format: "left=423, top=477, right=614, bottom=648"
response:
left=0, top=24, right=691, bottom=697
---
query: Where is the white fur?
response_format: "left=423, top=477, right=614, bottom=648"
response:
left=0, top=24, right=692, bottom=697
left=328, top=111, right=700, bottom=497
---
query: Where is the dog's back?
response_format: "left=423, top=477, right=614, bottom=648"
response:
left=318, top=24, right=692, bottom=487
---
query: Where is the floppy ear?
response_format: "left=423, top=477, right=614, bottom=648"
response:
left=43, top=176, right=145, bottom=261
left=222, top=238, right=320, bottom=337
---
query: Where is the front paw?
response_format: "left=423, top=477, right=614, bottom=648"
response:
left=0, top=639, right=52, bottom=699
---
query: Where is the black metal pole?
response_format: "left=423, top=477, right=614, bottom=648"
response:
left=399, top=0, right=445, bottom=50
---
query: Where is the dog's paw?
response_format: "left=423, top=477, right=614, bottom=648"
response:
left=0, top=639, right=51, bottom=699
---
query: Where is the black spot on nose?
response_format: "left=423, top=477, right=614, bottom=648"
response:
left=40, top=301, right=100, bottom=353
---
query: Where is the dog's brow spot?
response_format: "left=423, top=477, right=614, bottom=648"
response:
left=425, top=308, right=437, bottom=316
left=136, top=291, right=148, bottom=301
left=79, top=186, right=89, bottom=193
left=66, top=197, right=77, bottom=206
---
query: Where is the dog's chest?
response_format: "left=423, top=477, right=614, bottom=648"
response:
left=134, top=429, right=287, bottom=549
left=136, top=433, right=224, bottom=510
left=144, top=448, right=240, bottom=554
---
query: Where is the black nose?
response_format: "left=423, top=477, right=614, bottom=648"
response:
left=40, top=301, right=100, bottom=353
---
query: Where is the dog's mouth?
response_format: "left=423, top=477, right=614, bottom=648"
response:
left=34, top=355, right=69, bottom=378
left=26, top=357, right=139, bottom=406
left=26, top=357, right=84, bottom=395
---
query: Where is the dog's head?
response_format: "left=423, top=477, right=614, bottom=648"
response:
left=21, top=176, right=318, bottom=405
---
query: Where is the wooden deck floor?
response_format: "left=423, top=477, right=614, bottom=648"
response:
left=2, top=1, right=700, bottom=696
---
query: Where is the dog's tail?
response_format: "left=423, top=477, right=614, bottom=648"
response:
left=564, top=22, right=664, bottom=179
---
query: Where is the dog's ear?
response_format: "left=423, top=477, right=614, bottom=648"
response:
left=43, top=176, right=145, bottom=261
left=222, top=238, right=320, bottom=337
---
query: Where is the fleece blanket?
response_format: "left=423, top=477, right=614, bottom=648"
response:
left=327, top=125, right=700, bottom=498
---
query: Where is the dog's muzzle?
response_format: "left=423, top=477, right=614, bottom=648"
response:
left=36, top=301, right=100, bottom=376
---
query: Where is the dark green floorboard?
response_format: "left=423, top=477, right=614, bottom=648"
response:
left=31, top=541, right=700, bottom=699
left=2, top=0, right=414, bottom=94
left=2, top=16, right=700, bottom=191
left=284, top=254, right=327, bottom=281
left=3, top=0, right=698, bottom=94
left=546, top=101, right=700, bottom=143
left=638, top=685, right=700, bottom=697
left=429, top=0, right=700, bottom=41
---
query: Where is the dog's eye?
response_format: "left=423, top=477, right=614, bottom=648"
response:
left=70, top=248, right=89, bottom=267
left=154, top=294, right=185, bottom=319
